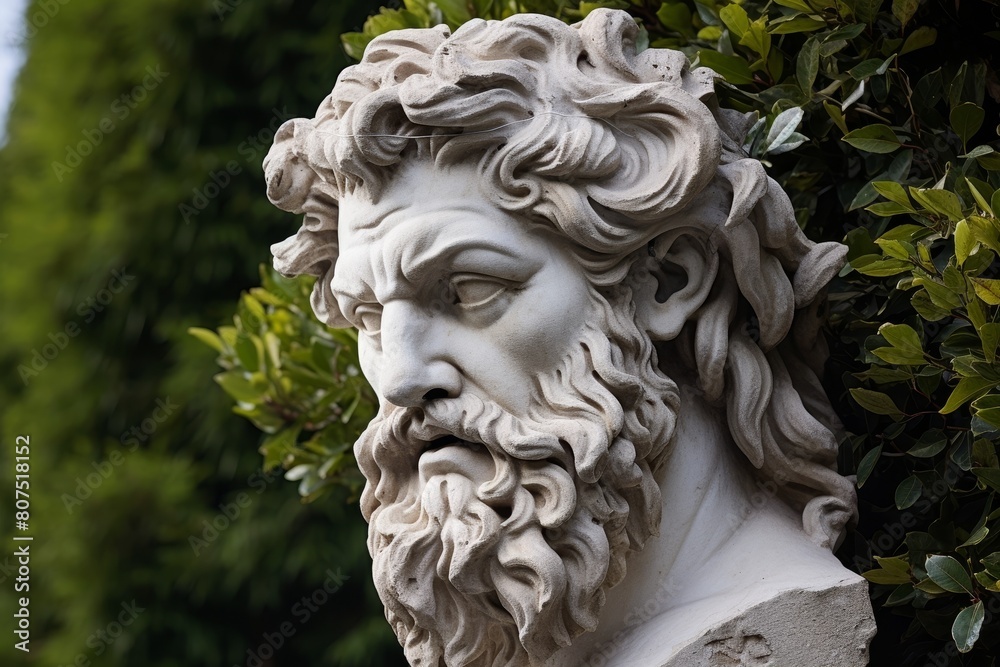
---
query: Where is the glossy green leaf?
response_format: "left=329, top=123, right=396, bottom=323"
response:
left=824, top=100, right=849, bottom=135
left=260, top=425, right=303, bottom=470
left=984, top=552, right=1000, bottom=578
left=892, top=0, right=918, bottom=25
left=980, top=323, right=1000, bottom=363
left=867, top=202, right=913, bottom=217
left=973, top=467, right=1000, bottom=492
left=977, top=150, right=1000, bottom=170
left=872, top=347, right=924, bottom=365
left=965, top=177, right=995, bottom=216
left=851, top=152, right=915, bottom=211
left=188, top=327, right=226, bottom=354
left=975, top=571, right=1000, bottom=592
left=433, top=0, right=473, bottom=25
left=692, top=1, right=721, bottom=27
left=843, top=124, right=902, bottom=153
left=697, top=50, right=755, bottom=84
left=738, top=17, right=771, bottom=59
left=234, top=333, right=262, bottom=373
left=770, top=16, right=826, bottom=34
left=774, top=0, right=815, bottom=11
left=873, top=181, right=915, bottom=209
left=959, top=526, right=989, bottom=548
left=901, top=26, right=937, bottom=55
left=908, top=430, right=948, bottom=458
left=718, top=3, right=750, bottom=38
left=852, top=255, right=911, bottom=277
left=912, top=289, right=951, bottom=321
left=856, top=445, right=882, bottom=487
left=850, top=0, right=880, bottom=23
left=967, top=215, right=1000, bottom=254
left=885, top=583, right=916, bottom=606
left=341, top=32, right=372, bottom=61
left=952, top=602, right=985, bottom=653
left=824, top=22, right=866, bottom=41
left=912, top=276, right=962, bottom=310
left=972, top=278, right=1000, bottom=305
left=797, top=37, right=820, bottom=92
left=955, top=219, right=976, bottom=265
left=696, top=26, right=722, bottom=40
left=656, top=2, right=694, bottom=36
left=909, top=188, right=965, bottom=221
left=941, top=377, right=995, bottom=414
left=863, top=565, right=911, bottom=584
left=215, top=371, right=266, bottom=404
left=895, top=475, right=923, bottom=509
left=951, top=102, right=985, bottom=149
left=851, top=388, right=904, bottom=418
left=925, top=554, right=973, bottom=594
left=914, top=578, right=948, bottom=594
left=764, top=107, right=804, bottom=154
left=880, top=323, right=924, bottom=355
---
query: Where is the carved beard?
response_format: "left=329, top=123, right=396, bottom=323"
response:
left=354, top=290, right=678, bottom=667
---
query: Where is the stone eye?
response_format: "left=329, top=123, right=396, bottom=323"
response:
left=451, top=277, right=506, bottom=308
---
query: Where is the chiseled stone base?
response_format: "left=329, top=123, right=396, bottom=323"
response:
left=629, top=578, right=875, bottom=667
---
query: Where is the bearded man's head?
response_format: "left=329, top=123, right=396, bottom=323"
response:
left=263, top=9, right=856, bottom=666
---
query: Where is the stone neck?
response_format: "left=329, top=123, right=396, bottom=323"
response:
left=548, top=386, right=769, bottom=663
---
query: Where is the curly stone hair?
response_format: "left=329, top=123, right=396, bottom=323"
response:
left=263, top=8, right=856, bottom=551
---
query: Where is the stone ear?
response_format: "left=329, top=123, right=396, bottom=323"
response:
left=633, top=233, right=718, bottom=341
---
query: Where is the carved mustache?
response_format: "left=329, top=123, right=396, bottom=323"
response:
left=369, top=395, right=571, bottom=468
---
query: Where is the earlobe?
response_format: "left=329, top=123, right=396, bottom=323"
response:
left=633, top=233, right=718, bottom=341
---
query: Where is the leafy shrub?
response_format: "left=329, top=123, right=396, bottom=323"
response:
left=191, top=267, right=375, bottom=501
left=199, top=0, right=1000, bottom=662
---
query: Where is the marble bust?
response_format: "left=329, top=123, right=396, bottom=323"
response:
left=262, top=9, right=876, bottom=666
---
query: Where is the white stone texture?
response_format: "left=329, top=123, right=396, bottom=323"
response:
left=263, top=9, right=876, bottom=666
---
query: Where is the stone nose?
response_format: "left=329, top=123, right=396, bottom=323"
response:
left=378, top=300, right=462, bottom=408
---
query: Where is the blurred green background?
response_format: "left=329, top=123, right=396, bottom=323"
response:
left=0, top=1, right=407, bottom=665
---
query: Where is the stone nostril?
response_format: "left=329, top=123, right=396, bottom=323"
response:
left=422, top=388, right=449, bottom=401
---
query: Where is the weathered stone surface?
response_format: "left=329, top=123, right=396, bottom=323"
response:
left=263, top=9, right=875, bottom=666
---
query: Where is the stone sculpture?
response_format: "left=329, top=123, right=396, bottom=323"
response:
left=262, top=9, right=876, bottom=665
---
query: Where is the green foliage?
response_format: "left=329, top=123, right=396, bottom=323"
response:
left=192, top=267, right=376, bottom=501
left=340, top=0, right=577, bottom=59
left=845, top=126, right=1000, bottom=660
left=200, top=0, right=1000, bottom=662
